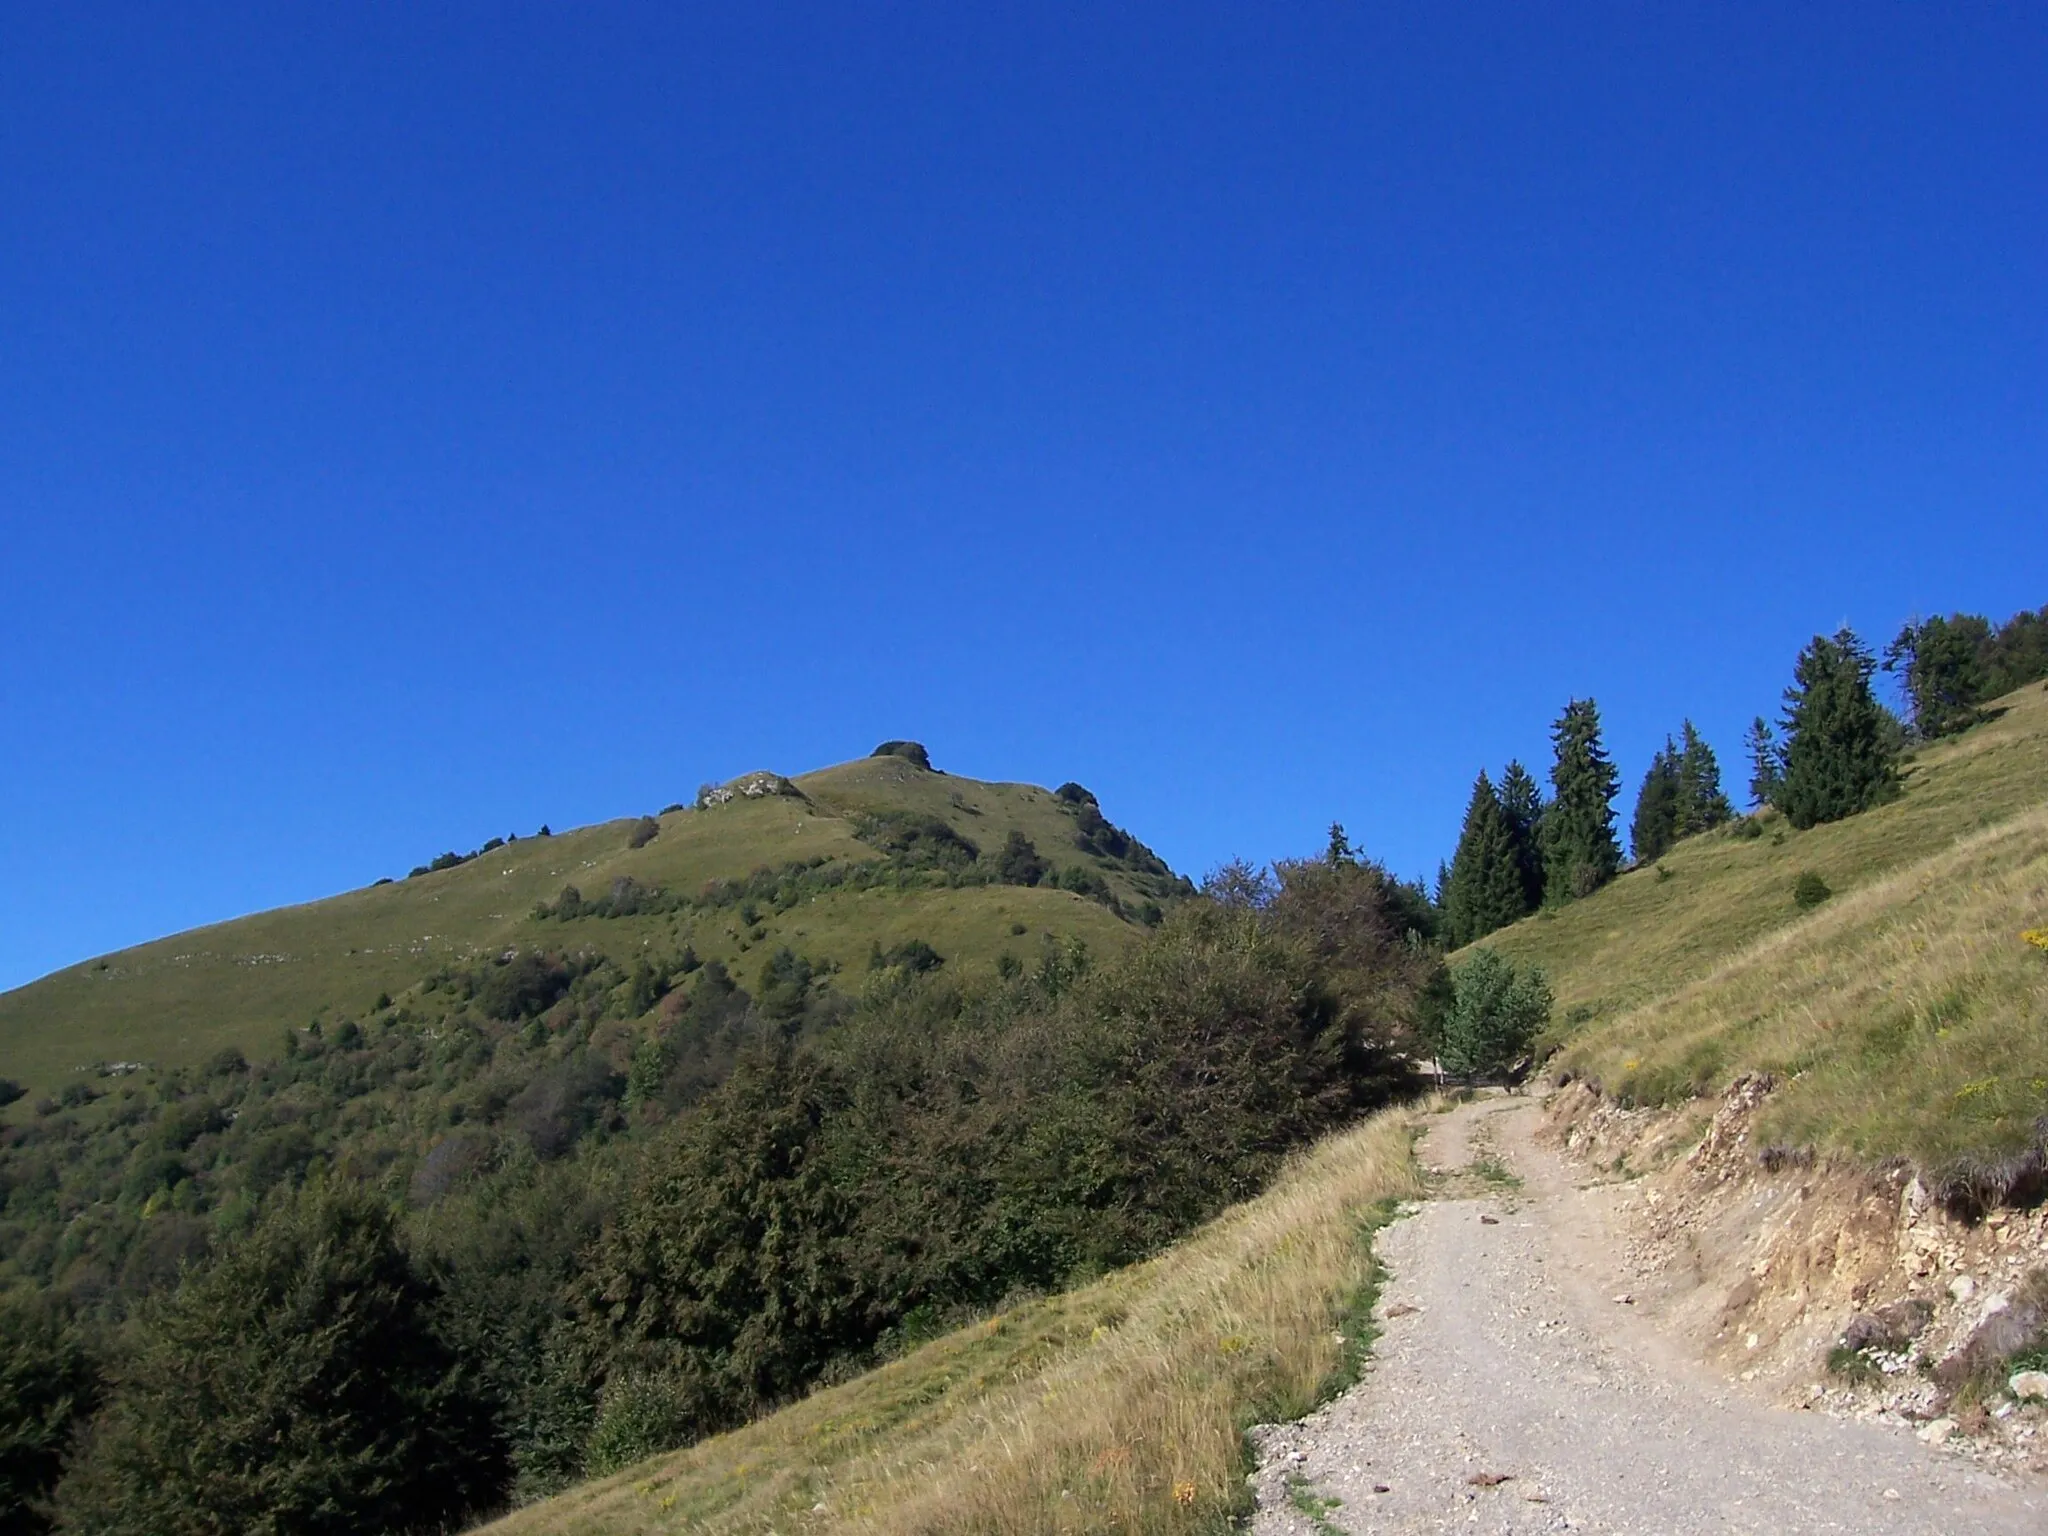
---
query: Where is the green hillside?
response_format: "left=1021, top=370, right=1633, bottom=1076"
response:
left=1472, top=679, right=2048, bottom=1181
left=0, top=750, right=1181, bottom=1100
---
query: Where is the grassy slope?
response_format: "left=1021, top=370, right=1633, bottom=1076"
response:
left=1474, top=680, right=2048, bottom=1177
left=0, top=761, right=1155, bottom=1098
left=477, top=1110, right=1421, bottom=1536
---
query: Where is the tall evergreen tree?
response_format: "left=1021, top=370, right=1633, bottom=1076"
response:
left=53, top=1185, right=502, bottom=1536
left=1495, top=760, right=1547, bottom=913
left=1884, top=614, right=1988, bottom=739
left=1542, top=698, right=1622, bottom=902
left=1980, top=604, right=2048, bottom=696
left=1776, top=628, right=1900, bottom=829
left=1744, top=716, right=1782, bottom=809
left=1629, top=739, right=1681, bottom=865
left=1673, top=721, right=1733, bottom=835
left=1441, top=773, right=1528, bottom=947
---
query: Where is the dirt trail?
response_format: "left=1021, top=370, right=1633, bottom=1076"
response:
left=1248, top=1096, right=2045, bottom=1534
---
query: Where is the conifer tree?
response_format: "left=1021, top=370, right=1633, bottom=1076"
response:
left=53, top=1185, right=501, bottom=1535
left=1629, top=740, right=1681, bottom=865
left=1441, top=773, right=1528, bottom=947
left=1542, top=698, right=1622, bottom=902
left=1884, top=615, right=1987, bottom=739
left=1673, top=721, right=1733, bottom=835
left=1776, top=628, right=1900, bottom=829
left=1744, top=716, right=1782, bottom=808
left=1495, top=760, right=1547, bottom=914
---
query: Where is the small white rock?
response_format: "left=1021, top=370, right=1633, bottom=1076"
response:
left=1918, top=1417, right=1957, bottom=1445
left=1950, top=1276, right=1977, bottom=1304
left=2010, top=1370, right=2048, bottom=1402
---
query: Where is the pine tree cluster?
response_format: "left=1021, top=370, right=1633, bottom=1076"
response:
left=1773, top=628, right=1901, bottom=830
left=1629, top=721, right=1732, bottom=864
left=1442, top=698, right=1635, bottom=947
left=1884, top=603, right=2048, bottom=741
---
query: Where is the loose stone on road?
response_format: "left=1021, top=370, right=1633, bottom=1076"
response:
left=1247, top=1096, right=2044, bottom=1534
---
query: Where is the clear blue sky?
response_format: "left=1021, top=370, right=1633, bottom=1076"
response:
left=3, top=4, right=2043, bottom=991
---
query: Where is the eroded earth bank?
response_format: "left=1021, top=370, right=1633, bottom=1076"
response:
left=1248, top=1091, right=2048, bottom=1534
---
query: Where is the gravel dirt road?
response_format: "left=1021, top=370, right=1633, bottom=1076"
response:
left=1247, top=1095, right=2046, bottom=1534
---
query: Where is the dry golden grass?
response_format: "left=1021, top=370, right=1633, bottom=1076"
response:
left=475, top=1110, right=1422, bottom=1536
left=1556, top=804, right=2048, bottom=1179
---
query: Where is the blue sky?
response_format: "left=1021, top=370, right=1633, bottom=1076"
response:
left=2, top=4, right=2043, bottom=991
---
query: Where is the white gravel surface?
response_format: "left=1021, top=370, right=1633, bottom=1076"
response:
left=1247, top=1096, right=2045, bottom=1535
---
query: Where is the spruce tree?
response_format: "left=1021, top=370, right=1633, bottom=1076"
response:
left=1884, top=615, right=1987, bottom=739
left=1744, top=716, right=1782, bottom=809
left=1776, top=628, right=1900, bottom=829
left=52, top=1185, right=502, bottom=1535
left=1441, top=773, right=1528, bottom=947
left=1673, top=721, right=1733, bottom=835
left=1542, top=698, right=1622, bottom=902
left=1495, top=760, right=1547, bottom=914
left=1629, top=740, right=1680, bottom=865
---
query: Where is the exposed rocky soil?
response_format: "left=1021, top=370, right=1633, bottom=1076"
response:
left=1247, top=1094, right=2047, bottom=1534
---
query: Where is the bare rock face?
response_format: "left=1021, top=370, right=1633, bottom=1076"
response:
left=1935, top=1282, right=2048, bottom=1389
left=1840, top=1298, right=1937, bottom=1354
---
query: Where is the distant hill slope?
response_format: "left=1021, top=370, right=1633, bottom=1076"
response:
left=1471, top=680, right=2048, bottom=1181
left=0, top=751, right=1185, bottom=1099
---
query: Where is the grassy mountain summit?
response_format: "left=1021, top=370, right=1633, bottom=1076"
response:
left=0, top=746, right=1184, bottom=1099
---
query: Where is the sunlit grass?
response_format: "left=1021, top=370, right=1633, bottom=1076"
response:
left=1477, top=682, right=2048, bottom=1182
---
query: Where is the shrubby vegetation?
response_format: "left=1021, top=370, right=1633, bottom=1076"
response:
left=0, top=844, right=1436, bottom=1532
left=1430, top=948, right=1552, bottom=1080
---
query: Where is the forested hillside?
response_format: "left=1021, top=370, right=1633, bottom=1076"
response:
left=0, top=743, right=1446, bottom=1534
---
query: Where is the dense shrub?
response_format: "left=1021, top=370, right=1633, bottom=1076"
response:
left=853, top=811, right=978, bottom=871
left=626, top=816, right=660, bottom=850
left=474, top=953, right=575, bottom=1021
left=1793, top=870, right=1833, bottom=910
left=583, top=1371, right=696, bottom=1477
left=1434, top=948, right=1551, bottom=1080
left=0, top=1292, right=99, bottom=1536
left=992, top=829, right=1049, bottom=887
left=52, top=1185, right=501, bottom=1536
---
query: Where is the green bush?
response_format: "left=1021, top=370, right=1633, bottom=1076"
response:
left=1435, top=949, right=1551, bottom=1080
left=0, top=1292, right=99, bottom=1535
left=582, top=1372, right=696, bottom=1478
left=51, top=1185, right=501, bottom=1535
left=1793, top=870, right=1833, bottom=910
left=991, top=830, right=1049, bottom=887
left=626, top=815, right=660, bottom=850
